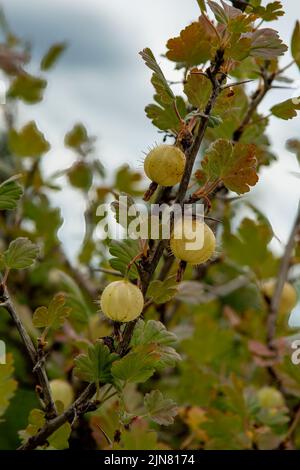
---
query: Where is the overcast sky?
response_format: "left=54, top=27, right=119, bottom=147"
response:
left=1, top=1, right=300, bottom=324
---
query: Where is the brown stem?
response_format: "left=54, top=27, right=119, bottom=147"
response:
left=233, top=71, right=275, bottom=142
left=0, top=286, right=57, bottom=418
left=118, top=50, right=226, bottom=354
left=18, top=383, right=97, bottom=450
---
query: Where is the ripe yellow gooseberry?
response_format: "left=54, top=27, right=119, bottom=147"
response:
left=144, top=144, right=186, bottom=186
left=50, top=379, right=74, bottom=409
left=170, top=218, right=216, bottom=265
left=257, top=386, right=285, bottom=409
left=262, top=280, right=297, bottom=315
left=100, top=279, right=144, bottom=322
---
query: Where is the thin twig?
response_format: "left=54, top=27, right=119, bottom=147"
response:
left=18, top=383, right=97, bottom=450
left=0, top=286, right=57, bottom=418
left=267, top=203, right=300, bottom=348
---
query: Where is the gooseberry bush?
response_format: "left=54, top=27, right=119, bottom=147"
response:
left=1, top=0, right=300, bottom=451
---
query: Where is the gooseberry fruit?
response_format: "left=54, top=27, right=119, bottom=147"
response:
left=262, top=280, right=297, bottom=315
left=144, top=144, right=186, bottom=186
left=170, top=218, right=216, bottom=265
left=50, top=379, right=74, bottom=409
left=100, top=279, right=144, bottom=322
left=257, top=386, right=285, bottom=409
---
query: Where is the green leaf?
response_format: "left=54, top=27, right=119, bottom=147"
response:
left=64, top=123, right=89, bottom=152
left=111, top=345, right=157, bottom=384
left=51, top=270, right=92, bottom=327
left=40, top=42, right=67, bottom=71
left=3, top=237, right=39, bottom=269
left=184, top=69, right=212, bottom=110
left=196, top=0, right=207, bottom=12
left=147, top=276, right=178, bottom=304
left=114, top=165, right=143, bottom=196
left=202, top=409, right=252, bottom=450
left=182, top=313, right=236, bottom=371
left=145, top=95, right=187, bottom=132
left=144, top=390, right=178, bottom=425
left=32, top=293, right=71, bottom=330
left=223, top=216, right=278, bottom=279
left=0, top=354, right=17, bottom=419
left=74, top=341, right=118, bottom=384
left=251, top=2, right=284, bottom=21
left=19, top=408, right=71, bottom=450
left=47, top=422, right=71, bottom=450
left=271, top=97, right=300, bottom=120
left=117, top=420, right=158, bottom=450
left=201, top=139, right=258, bottom=194
left=0, top=176, right=23, bottom=211
left=8, top=73, right=46, bottom=103
left=19, top=409, right=45, bottom=443
left=8, top=121, right=50, bottom=157
left=208, top=0, right=254, bottom=33
left=139, top=48, right=174, bottom=105
left=249, top=28, right=287, bottom=59
left=292, top=21, right=300, bottom=69
left=67, top=162, right=93, bottom=190
left=131, top=319, right=178, bottom=348
left=166, top=16, right=216, bottom=67
left=141, top=47, right=187, bottom=132
left=109, top=239, right=140, bottom=280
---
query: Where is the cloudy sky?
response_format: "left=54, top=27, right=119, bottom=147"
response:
left=1, top=1, right=300, bottom=284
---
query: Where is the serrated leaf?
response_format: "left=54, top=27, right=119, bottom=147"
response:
left=3, top=237, right=39, bottom=269
left=166, top=16, right=216, bottom=67
left=40, top=42, right=67, bottom=71
left=112, top=345, right=157, bottom=384
left=32, top=293, right=71, bottom=330
left=0, top=176, right=23, bottom=210
left=8, top=121, right=50, bottom=157
left=141, top=47, right=187, bottom=132
left=19, top=408, right=71, bottom=449
left=144, top=390, right=178, bottom=425
left=202, top=409, right=252, bottom=450
left=139, top=48, right=174, bottom=105
left=19, top=409, right=46, bottom=443
left=74, top=341, right=118, bottom=384
left=201, top=139, right=258, bottom=194
left=208, top=0, right=254, bottom=33
left=292, top=21, right=300, bottom=69
left=147, top=276, right=178, bottom=304
left=223, top=216, right=278, bottom=278
left=47, top=422, right=71, bottom=450
left=251, top=2, right=284, bottom=21
left=249, top=28, right=287, bottom=59
left=145, top=95, right=187, bottom=132
left=271, top=97, right=300, bottom=120
left=117, top=420, right=158, bottom=450
left=8, top=73, right=46, bottom=103
left=109, top=239, right=140, bottom=280
left=52, top=270, right=91, bottom=327
left=0, top=354, right=17, bottom=418
left=184, top=69, right=212, bottom=110
left=131, top=319, right=178, bottom=348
